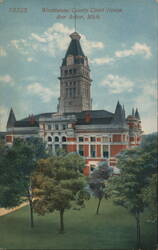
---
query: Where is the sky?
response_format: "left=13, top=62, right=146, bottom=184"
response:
left=0, top=0, right=157, bottom=134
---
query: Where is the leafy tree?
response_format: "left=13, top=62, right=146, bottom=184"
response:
left=141, top=133, right=157, bottom=224
left=109, top=145, right=156, bottom=249
left=0, top=137, right=47, bottom=228
left=88, top=161, right=113, bottom=215
left=32, top=153, right=89, bottom=233
left=142, top=173, right=157, bottom=223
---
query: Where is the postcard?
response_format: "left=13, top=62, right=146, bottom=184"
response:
left=0, top=0, right=157, bottom=249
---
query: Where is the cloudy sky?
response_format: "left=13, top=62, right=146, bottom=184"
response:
left=0, top=0, right=157, bottom=134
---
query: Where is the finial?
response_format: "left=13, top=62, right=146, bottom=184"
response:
left=70, top=32, right=81, bottom=40
left=74, top=9, right=77, bottom=32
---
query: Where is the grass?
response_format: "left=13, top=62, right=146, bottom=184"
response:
left=0, top=198, right=156, bottom=249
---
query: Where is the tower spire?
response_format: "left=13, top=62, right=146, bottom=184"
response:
left=122, top=105, right=126, bottom=119
left=113, top=101, right=125, bottom=125
left=132, top=108, right=135, bottom=116
left=7, top=108, right=16, bottom=128
left=135, top=108, right=140, bottom=120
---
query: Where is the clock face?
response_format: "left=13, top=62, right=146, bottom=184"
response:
left=67, top=55, right=74, bottom=65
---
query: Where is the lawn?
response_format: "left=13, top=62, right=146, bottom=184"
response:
left=0, top=198, right=156, bottom=249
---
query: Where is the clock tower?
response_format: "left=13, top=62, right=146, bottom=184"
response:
left=58, top=32, right=92, bottom=113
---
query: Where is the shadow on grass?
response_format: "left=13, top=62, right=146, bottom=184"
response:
left=0, top=199, right=156, bottom=249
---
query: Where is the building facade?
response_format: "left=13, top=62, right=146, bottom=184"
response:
left=5, top=32, right=143, bottom=175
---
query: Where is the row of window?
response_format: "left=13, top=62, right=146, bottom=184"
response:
left=78, top=145, right=108, bottom=158
left=46, top=124, right=67, bottom=131
left=47, top=136, right=109, bottom=143
left=48, top=136, right=66, bottom=142
left=65, top=81, right=77, bottom=87
left=78, top=136, right=109, bottom=142
left=63, top=68, right=89, bottom=77
left=64, top=69, right=77, bottom=75
left=66, top=87, right=77, bottom=98
left=47, top=144, right=109, bottom=158
left=47, top=135, right=127, bottom=142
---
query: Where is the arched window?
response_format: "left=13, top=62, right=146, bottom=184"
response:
left=55, top=136, right=59, bottom=142
left=48, top=136, right=52, bottom=142
left=62, top=136, right=66, bottom=142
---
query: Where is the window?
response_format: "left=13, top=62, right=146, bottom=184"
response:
left=48, top=124, right=51, bottom=130
left=113, top=134, right=121, bottom=142
left=62, top=124, right=66, bottom=130
left=72, top=88, right=76, bottom=97
left=73, top=69, right=76, bottom=74
left=103, top=145, right=109, bottom=158
left=62, top=136, right=66, bottom=142
left=55, top=124, right=59, bottom=130
left=48, top=136, right=52, bottom=142
left=64, top=70, right=68, bottom=75
left=69, top=69, right=72, bottom=74
left=55, top=136, right=59, bottom=142
left=90, top=137, right=96, bottom=142
left=67, top=56, right=73, bottom=65
left=102, top=137, right=109, bottom=143
left=69, top=88, right=73, bottom=97
left=79, top=145, right=84, bottom=156
left=66, top=88, right=68, bottom=97
left=90, top=145, right=96, bottom=157
left=79, top=137, right=84, bottom=142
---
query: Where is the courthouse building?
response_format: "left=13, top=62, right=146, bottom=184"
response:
left=5, top=32, right=142, bottom=175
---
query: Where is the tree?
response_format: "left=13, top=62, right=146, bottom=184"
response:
left=141, top=133, right=158, bottom=228
left=142, top=173, right=157, bottom=223
left=88, top=161, right=113, bottom=215
left=32, top=153, right=89, bottom=233
left=0, top=137, right=47, bottom=228
left=22, top=137, right=47, bottom=228
left=108, top=146, right=156, bottom=249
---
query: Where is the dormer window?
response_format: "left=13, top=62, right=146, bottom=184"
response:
left=67, top=55, right=74, bottom=65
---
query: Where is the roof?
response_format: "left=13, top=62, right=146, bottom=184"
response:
left=13, top=112, right=55, bottom=128
left=113, top=101, right=126, bottom=125
left=7, top=108, right=16, bottom=128
left=10, top=108, right=131, bottom=128
left=14, top=120, right=39, bottom=128
left=64, top=110, right=114, bottom=125
left=135, top=108, right=140, bottom=120
left=62, top=32, right=85, bottom=66
left=13, top=110, right=114, bottom=127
